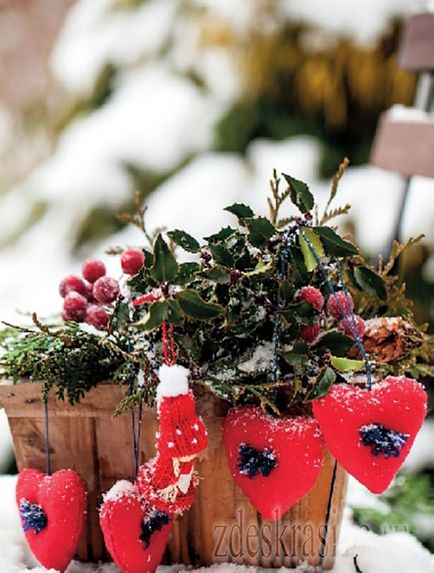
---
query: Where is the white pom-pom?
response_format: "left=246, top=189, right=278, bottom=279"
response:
left=157, top=364, right=190, bottom=400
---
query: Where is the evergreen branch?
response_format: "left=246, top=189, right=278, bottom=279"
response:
left=319, top=157, right=350, bottom=225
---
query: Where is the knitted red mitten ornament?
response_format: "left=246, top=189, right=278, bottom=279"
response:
left=16, top=468, right=87, bottom=573
left=100, top=480, right=172, bottom=573
left=312, top=376, right=427, bottom=493
left=137, top=364, right=208, bottom=515
left=223, top=406, right=325, bottom=520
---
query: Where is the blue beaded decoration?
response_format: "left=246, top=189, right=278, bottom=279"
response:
left=360, top=423, right=409, bottom=458
left=238, top=443, right=277, bottom=478
left=19, top=499, right=47, bottom=534
left=140, top=510, right=170, bottom=548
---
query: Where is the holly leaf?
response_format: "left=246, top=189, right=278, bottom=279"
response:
left=313, top=331, right=355, bottom=356
left=330, top=356, right=365, bottom=372
left=204, top=226, right=236, bottom=243
left=243, top=217, right=275, bottom=247
left=175, top=262, right=200, bottom=285
left=109, top=299, right=130, bottom=330
left=201, top=266, right=230, bottom=283
left=150, top=234, right=178, bottom=283
left=283, top=174, right=314, bottom=214
left=315, top=227, right=358, bottom=257
left=353, top=265, right=386, bottom=299
left=209, top=243, right=234, bottom=267
left=299, top=228, right=324, bottom=271
left=134, top=301, right=169, bottom=330
left=224, top=203, right=254, bottom=219
left=167, top=299, right=185, bottom=326
left=177, top=290, right=225, bottom=320
left=167, top=229, right=200, bottom=253
left=309, top=367, right=336, bottom=400
left=282, top=340, right=308, bottom=366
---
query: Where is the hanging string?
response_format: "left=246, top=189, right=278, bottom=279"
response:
left=272, top=230, right=293, bottom=401
left=301, top=232, right=372, bottom=390
left=43, top=397, right=52, bottom=476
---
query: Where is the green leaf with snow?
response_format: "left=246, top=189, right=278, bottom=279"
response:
left=167, top=229, right=200, bottom=253
left=134, top=301, right=169, bottom=330
left=315, top=227, right=358, bottom=257
left=283, top=174, right=314, bottom=213
left=224, top=203, right=254, bottom=219
left=177, top=289, right=225, bottom=320
left=244, top=217, right=275, bottom=247
left=150, top=234, right=178, bottom=283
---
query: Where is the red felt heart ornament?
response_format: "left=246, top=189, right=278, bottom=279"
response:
left=223, top=406, right=325, bottom=520
left=16, top=468, right=87, bottom=573
left=312, top=376, right=427, bottom=494
left=100, top=480, right=172, bottom=573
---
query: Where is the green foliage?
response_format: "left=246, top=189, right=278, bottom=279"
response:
left=0, top=166, right=430, bottom=414
left=352, top=473, right=434, bottom=551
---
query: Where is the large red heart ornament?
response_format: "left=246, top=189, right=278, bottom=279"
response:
left=100, top=480, right=172, bottom=573
left=223, top=406, right=325, bottom=520
left=16, top=468, right=87, bottom=572
left=312, top=376, right=427, bottom=493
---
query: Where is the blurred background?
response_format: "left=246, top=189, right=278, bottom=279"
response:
left=0, top=0, right=433, bottom=555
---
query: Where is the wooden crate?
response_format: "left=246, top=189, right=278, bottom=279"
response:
left=0, top=380, right=347, bottom=570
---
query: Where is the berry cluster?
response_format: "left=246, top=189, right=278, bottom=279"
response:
left=59, top=248, right=145, bottom=330
left=295, top=287, right=365, bottom=344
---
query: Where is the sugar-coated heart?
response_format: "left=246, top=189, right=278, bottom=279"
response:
left=100, top=480, right=172, bottom=573
left=16, top=468, right=87, bottom=573
left=223, top=406, right=325, bottom=520
left=312, top=376, right=427, bottom=494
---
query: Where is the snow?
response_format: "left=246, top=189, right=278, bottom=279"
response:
left=157, top=365, right=190, bottom=399
left=0, top=472, right=433, bottom=572
left=388, top=105, right=432, bottom=123
left=102, top=480, right=137, bottom=503
left=279, top=0, right=416, bottom=45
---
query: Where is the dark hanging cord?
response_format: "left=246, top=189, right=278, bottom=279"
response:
left=353, top=554, right=364, bottom=573
left=301, top=232, right=372, bottom=390
left=127, top=340, right=143, bottom=482
left=43, top=397, right=52, bottom=476
left=272, top=230, right=293, bottom=402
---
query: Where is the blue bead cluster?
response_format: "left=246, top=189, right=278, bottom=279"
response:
left=140, top=509, right=170, bottom=548
left=360, top=423, right=409, bottom=458
left=19, top=499, right=47, bottom=534
left=237, top=443, right=277, bottom=478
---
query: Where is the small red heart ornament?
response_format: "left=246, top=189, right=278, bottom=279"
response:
left=223, top=406, right=325, bottom=520
left=312, top=376, right=427, bottom=493
left=16, top=468, right=87, bottom=573
left=100, top=480, right=172, bottom=573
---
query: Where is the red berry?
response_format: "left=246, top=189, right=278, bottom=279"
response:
left=85, top=305, right=109, bottom=330
left=82, top=259, right=106, bottom=283
left=93, top=276, right=120, bottom=304
left=81, top=281, right=95, bottom=302
left=300, top=323, right=321, bottom=343
left=59, top=275, right=86, bottom=298
left=339, top=315, right=366, bottom=340
left=326, top=291, right=354, bottom=319
left=121, top=248, right=145, bottom=275
left=63, top=292, right=88, bottom=321
left=297, top=286, right=324, bottom=312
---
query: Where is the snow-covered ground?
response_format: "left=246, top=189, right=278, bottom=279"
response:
left=0, top=473, right=433, bottom=573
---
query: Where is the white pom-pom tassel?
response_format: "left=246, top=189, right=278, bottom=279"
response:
left=157, top=364, right=190, bottom=401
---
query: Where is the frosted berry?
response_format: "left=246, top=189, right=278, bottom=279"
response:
left=326, top=291, right=354, bottom=319
left=85, top=305, right=109, bottom=330
left=59, top=275, right=86, bottom=298
left=82, top=259, right=106, bottom=283
left=81, top=281, right=95, bottom=302
left=300, top=323, right=320, bottom=343
left=63, top=292, right=88, bottom=321
left=297, top=286, right=324, bottom=312
left=93, top=276, right=120, bottom=304
left=339, top=315, right=366, bottom=340
left=121, top=248, right=145, bottom=275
